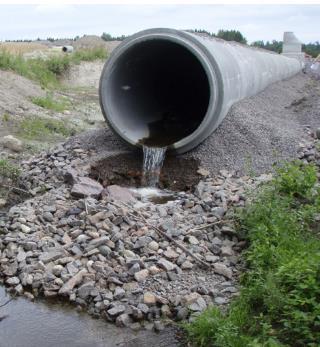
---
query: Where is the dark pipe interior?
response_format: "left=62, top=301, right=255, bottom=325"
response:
left=105, top=39, right=210, bottom=147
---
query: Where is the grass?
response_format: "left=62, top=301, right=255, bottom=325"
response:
left=185, top=161, right=320, bottom=347
left=0, top=47, right=108, bottom=88
left=19, top=116, right=76, bottom=140
left=31, top=93, right=70, bottom=112
left=0, top=158, right=21, bottom=181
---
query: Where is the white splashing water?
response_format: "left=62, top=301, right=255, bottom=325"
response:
left=142, top=146, right=167, bottom=187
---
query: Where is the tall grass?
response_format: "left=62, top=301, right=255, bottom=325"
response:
left=0, top=47, right=108, bottom=87
left=186, top=161, right=320, bottom=347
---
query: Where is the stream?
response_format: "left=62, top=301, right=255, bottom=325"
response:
left=0, top=286, right=180, bottom=347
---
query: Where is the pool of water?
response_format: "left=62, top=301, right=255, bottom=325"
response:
left=0, top=286, right=180, bottom=347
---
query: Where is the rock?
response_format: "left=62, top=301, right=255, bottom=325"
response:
left=43, top=212, right=54, bottom=222
left=221, top=245, right=234, bottom=257
left=105, top=185, right=136, bottom=203
left=39, top=249, right=65, bottom=264
left=20, top=224, right=31, bottom=233
left=3, top=135, right=23, bottom=152
left=181, top=260, right=194, bottom=270
left=71, top=177, right=103, bottom=198
left=17, top=249, right=26, bottom=262
left=116, top=313, right=132, bottom=327
left=0, top=198, right=6, bottom=208
left=6, top=276, right=20, bottom=286
left=189, top=297, right=207, bottom=312
left=59, top=269, right=87, bottom=295
left=213, top=263, right=233, bottom=279
left=154, top=321, right=165, bottom=332
left=107, top=304, right=126, bottom=317
left=316, top=128, right=320, bottom=139
left=134, top=269, right=149, bottom=282
left=197, top=167, right=210, bottom=177
left=176, top=307, right=189, bottom=320
left=163, top=248, right=179, bottom=259
left=188, top=236, right=199, bottom=245
left=148, top=241, right=159, bottom=252
left=77, top=282, right=95, bottom=300
left=205, top=254, right=219, bottom=263
left=214, top=296, right=228, bottom=305
left=128, top=263, right=140, bottom=275
left=157, top=258, right=175, bottom=271
left=114, top=287, right=125, bottom=300
left=52, top=265, right=64, bottom=276
left=143, top=292, right=157, bottom=305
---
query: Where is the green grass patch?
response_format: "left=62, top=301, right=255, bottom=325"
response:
left=0, top=158, right=20, bottom=181
left=31, top=93, right=70, bottom=112
left=0, top=47, right=108, bottom=88
left=19, top=116, right=75, bottom=140
left=186, top=161, right=320, bottom=347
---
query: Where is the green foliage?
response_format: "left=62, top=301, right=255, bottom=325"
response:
left=0, top=159, right=20, bottom=181
left=0, top=47, right=108, bottom=87
left=216, top=30, right=247, bottom=44
left=251, top=40, right=283, bottom=53
left=19, top=116, right=75, bottom=140
left=31, top=93, right=70, bottom=112
left=101, top=32, right=127, bottom=41
left=2, top=113, right=10, bottom=122
left=186, top=161, right=320, bottom=347
left=188, top=29, right=247, bottom=44
left=302, top=42, right=320, bottom=58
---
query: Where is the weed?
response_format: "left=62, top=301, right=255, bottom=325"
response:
left=2, top=113, right=10, bottom=122
left=31, top=93, right=70, bottom=112
left=186, top=161, right=320, bottom=347
left=19, top=116, right=75, bottom=140
left=0, top=159, right=20, bottom=181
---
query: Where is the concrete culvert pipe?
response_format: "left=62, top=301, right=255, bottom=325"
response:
left=99, top=28, right=302, bottom=154
left=62, top=46, right=74, bottom=53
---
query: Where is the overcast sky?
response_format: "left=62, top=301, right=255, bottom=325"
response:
left=0, top=4, right=319, bottom=43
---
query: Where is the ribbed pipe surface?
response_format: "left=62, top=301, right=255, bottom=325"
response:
left=99, top=28, right=302, bottom=153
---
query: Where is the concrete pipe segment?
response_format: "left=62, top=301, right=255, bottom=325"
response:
left=99, top=28, right=302, bottom=154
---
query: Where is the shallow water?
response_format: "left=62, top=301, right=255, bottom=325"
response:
left=0, top=286, right=180, bottom=347
left=129, top=187, right=178, bottom=204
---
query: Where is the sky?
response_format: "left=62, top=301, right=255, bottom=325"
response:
left=0, top=4, right=319, bottom=43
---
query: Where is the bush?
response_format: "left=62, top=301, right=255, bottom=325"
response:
left=186, top=161, right=320, bottom=347
left=0, top=159, right=20, bottom=181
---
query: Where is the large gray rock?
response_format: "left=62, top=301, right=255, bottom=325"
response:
left=2, top=135, right=23, bottom=152
left=71, top=177, right=103, bottom=198
left=104, top=185, right=136, bottom=203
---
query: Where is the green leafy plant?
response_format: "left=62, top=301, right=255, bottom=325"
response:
left=186, top=161, right=320, bottom=347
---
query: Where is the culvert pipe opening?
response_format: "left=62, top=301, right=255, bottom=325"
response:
left=99, top=28, right=302, bottom=154
left=99, top=38, right=211, bottom=148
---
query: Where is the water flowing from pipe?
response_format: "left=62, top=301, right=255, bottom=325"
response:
left=142, top=146, right=167, bottom=187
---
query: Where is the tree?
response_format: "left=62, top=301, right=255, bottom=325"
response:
left=101, top=32, right=113, bottom=41
left=216, top=29, right=247, bottom=44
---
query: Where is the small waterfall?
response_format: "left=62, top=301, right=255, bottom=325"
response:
left=142, top=146, right=167, bottom=187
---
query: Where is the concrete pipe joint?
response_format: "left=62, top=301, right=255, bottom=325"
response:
left=99, top=28, right=302, bottom=154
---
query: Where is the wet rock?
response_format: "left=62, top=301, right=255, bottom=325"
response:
left=71, top=177, right=103, bottom=198
left=105, top=185, right=136, bottom=203
left=107, top=304, right=126, bottom=318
